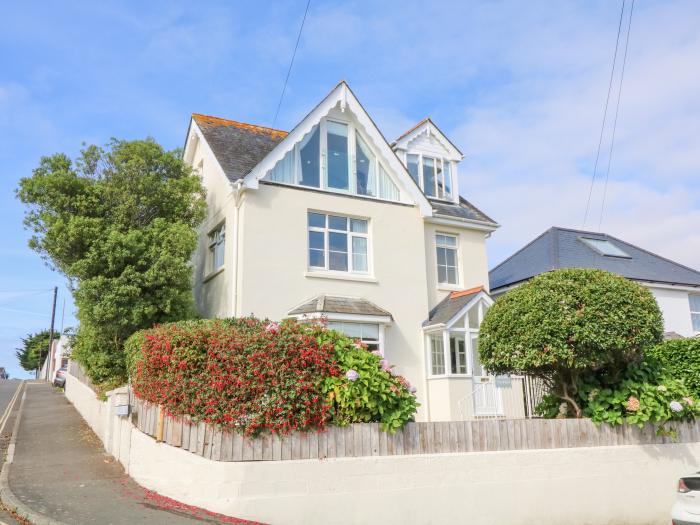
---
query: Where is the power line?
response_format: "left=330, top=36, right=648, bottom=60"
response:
left=582, top=0, right=627, bottom=229
left=272, top=0, right=311, bottom=128
left=598, top=0, right=635, bottom=231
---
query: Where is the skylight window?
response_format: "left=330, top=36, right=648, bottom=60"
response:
left=579, top=237, right=631, bottom=258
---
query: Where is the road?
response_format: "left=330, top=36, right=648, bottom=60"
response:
left=0, top=379, right=27, bottom=524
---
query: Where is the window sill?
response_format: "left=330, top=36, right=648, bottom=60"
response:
left=437, top=284, right=463, bottom=292
left=203, top=266, right=225, bottom=283
left=427, top=375, right=472, bottom=380
left=304, top=271, right=378, bottom=284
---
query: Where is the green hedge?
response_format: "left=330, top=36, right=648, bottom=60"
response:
left=126, top=317, right=418, bottom=435
left=648, top=337, right=700, bottom=397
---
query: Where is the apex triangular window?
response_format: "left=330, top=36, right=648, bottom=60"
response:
left=264, top=117, right=400, bottom=202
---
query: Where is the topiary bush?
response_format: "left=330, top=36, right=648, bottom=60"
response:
left=479, top=268, right=664, bottom=417
left=126, top=317, right=417, bottom=435
left=647, top=337, right=700, bottom=398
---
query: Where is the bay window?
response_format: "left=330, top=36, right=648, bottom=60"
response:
left=265, top=118, right=400, bottom=202
left=327, top=321, right=381, bottom=353
left=308, top=212, right=369, bottom=273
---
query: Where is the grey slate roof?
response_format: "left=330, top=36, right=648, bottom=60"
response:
left=423, top=287, right=486, bottom=327
left=489, top=226, right=700, bottom=291
left=430, top=197, right=497, bottom=225
left=192, top=114, right=287, bottom=182
left=288, top=295, right=392, bottom=318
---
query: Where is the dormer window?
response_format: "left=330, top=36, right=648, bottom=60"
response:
left=265, top=117, right=400, bottom=202
left=405, top=153, right=453, bottom=200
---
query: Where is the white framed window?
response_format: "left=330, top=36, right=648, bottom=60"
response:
left=427, top=298, right=490, bottom=378
left=430, top=334, right=445, bottom=375
left=307, top=212, right=369, bottom=273
left=690, top=294, right=700, bottom=332
left=436, top=233, right=459, bottom=285
left=265, top=118, right=400, bottom=202
left=404, top=153, right=454, bottom=200
left=327, top=321, right=381, bottom=353
left=208, top=222, right=225, bottom=273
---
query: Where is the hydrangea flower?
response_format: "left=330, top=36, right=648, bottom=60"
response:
left=683, top=397, right=694, bottom=406
left=625, top=396, right=640, bottom=412
left=670, top=401, right=683, bottom=413
left=265, top=321, right=280, bottom=333
left=345, top=369, right=359, bottom=382
left=371, top=350, right=382, bottom=357
left=409, top=386, right=417, bottom=394
left=379, top=359, right=391, bottom=372
left=352, top=341, right=364, bottom=350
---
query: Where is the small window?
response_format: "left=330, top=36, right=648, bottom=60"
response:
left=327, top=322, right=381, bottom=353
left=430, top=335, right=445, bottom=375
left=307, top=212, right=369, bottom=273
left=208, top=223, right=225, bottom=273
left=407, top=154, right=420, bottom=184
left=436, top=233, right=458, bottom=285
left=299, top=125, right=321, bottom=188
left=579, top=237, right=631, bottom=258
left=690, top=294, right=700, bottom=332
left=449, top=334, right=467, bottom=374
left=423, top=157, right=436, bottom=197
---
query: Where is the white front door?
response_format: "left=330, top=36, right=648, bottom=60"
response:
left=470, top=333, right=502, bottom=416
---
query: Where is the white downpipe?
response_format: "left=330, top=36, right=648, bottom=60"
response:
left=231, top=180, right=245, bottom=317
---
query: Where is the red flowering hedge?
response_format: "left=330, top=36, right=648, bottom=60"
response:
left=125, top=317, right=418, bottom=435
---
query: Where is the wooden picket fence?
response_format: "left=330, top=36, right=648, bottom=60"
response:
left=133, top=397, right=700, bottom=462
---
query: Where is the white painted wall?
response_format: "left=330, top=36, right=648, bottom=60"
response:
left=648, top=285, right=696, bottom=337
left=65, top=373, right=697, bottom=525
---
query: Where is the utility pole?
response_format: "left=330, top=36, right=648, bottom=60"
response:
left=38, top=287, right=58, bottom=381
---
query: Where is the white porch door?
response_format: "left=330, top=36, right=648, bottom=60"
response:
left=470, top=334, right=502, bottom=416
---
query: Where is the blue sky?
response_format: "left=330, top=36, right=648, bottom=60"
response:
left=2, top=0, right=699, bottom=378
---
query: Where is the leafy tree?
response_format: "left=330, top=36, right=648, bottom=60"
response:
left=16, top=330, right=60, bottom=372
left=479, top=269, right=663, bottom=417
left=17, top=139, right=206, bottom=387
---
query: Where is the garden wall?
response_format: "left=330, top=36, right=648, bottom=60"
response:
left=65, top=370, right=700, bottom=525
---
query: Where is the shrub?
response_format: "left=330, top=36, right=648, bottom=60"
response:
left=537, top=358, right=700, bottom=432
left=479, top=269, right=664, bottom=417
left=320, top=328, right=419, bottom=432
left=126, top=317, right=417, bottom=435
left=647, top=337, right=700, bottom=398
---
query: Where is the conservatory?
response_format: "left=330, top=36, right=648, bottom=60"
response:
left=422, top=287, right=527, bottom=421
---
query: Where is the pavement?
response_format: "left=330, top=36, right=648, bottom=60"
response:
left=3, top=381, right=262, bottom=525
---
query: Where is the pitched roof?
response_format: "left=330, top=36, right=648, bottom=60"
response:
left=192, top=113, right=287, bottom=183
left=288, top=295, right=393, bottom=318
left=423, top=286, right=485, bottom=327
left=391, top=117, right=463, bottom=157
left=430, top=196, right=497, bottom=225
left=489, top=226, right=700, bottom=290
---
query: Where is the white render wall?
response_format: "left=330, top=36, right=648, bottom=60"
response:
left=239, top=182, right=433, bottom=419
left=648, top=285, right=696, bottom=337
left=65, top=372, right=696, bottom=525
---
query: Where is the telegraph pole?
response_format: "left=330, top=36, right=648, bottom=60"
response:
left=38, top=287, right=58, bottom=381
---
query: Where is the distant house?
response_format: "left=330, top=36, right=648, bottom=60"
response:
left=180, top=81, right=531, bottom=422
left=489, top=227, right=700, bottom=338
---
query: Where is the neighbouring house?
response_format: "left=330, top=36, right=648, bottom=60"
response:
left=182, top=81, right=526, bottom=422
left=489, top=226, right=700, bottom=338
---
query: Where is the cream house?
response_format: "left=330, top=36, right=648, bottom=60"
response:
left=182, top=81, right=523, bottom=422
